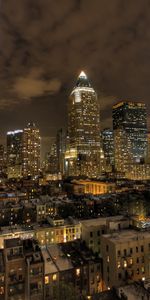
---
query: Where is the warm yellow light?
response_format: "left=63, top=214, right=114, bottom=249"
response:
left=52, top=274, right=57, bottom=281
left=76, top=268, right=80, bottom=276
left=45, top=276, right=49, bottom=284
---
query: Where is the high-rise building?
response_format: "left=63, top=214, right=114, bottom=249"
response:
left=113, top=102, right=148, bottom=172
left=146, top=132, right=150, bottom=163
left=56, top=128, right=66, bottom=175
left=7, top=130, right=23, bottom=178
left=101, top=128, right=114, bottom=172
left=65, top=71, right=101, bottom=178
left=0, top=144, right=6, bottom=175
left=47, top=143, right=58, bottom=174
left=22, top=123, right=41, bottom=177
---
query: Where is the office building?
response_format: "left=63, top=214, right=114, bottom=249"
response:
left=101, top=128, right=114, bottom=171
left=56, top=128, right=66, bottom=175
left=22, top=123, right=41, bottom=177
left=113, top=102, right=148, bottom=172
left=7, top=130, right=23, bottom=179
left=0, top=145, right=6, bottom=175
left=65, top=71, right=101, bottom=178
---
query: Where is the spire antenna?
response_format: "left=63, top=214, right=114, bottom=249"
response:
left=79, top=71, right=87, bottom=78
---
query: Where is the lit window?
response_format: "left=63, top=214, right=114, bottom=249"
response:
left=117, top=261, right=121, bottom=269
left=76, top=268, right=80, bottom=276
left=107, top=256, right=110, bottom=263
left=52, top=274, right=57, bottom=281
left=123, top=260, right=127, bottom=268
left=45, top=276, right=49, bottom=284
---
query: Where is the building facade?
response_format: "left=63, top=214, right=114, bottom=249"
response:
left=22, top=123, right=41, bottom=178
left=101, top=128, right=114, bottom=172
left=65, top=71, right=101, bottom=178
left=113, top=102, right=148, bottom=172
left=7, top=130, right=23, bottom=179
left=101, top=230, right=150, bottom=290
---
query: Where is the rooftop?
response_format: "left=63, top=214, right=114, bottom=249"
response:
left=81, top=216, right=129, bottom=227
left=41, top=248, right=58, bottom=274
left=47, top=244, right=73, bottom=272
left=4, top=237, right=23, bottom=248
left=102, top=229, right=150, bottom=244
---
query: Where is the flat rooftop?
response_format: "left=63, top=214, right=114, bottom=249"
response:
left=102, top=230, right=150, bottom=244
left=81, top=216, right=128, bottom=227
left=47, top=244, right=73, bottom=272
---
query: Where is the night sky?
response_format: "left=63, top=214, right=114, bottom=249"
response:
left=0, top=0, right=150, bottom=154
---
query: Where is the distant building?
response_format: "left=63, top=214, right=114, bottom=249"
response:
left=125, top=163, right=150, bottom=180
left=65, top=71, right=101, bottom=178
left=146, top=132, right=150, bottom=163
left=56, top=128, right=66, bottom=175
left=101, top=128, right=114, bottom=172
left=0, top=145, right=6, bottom=175
left=22, top=123, right=41, bottom=177
left=7, top=130, right=23, bottom=178
left=69, top=179, right=116, bottom=195
left=47, top=143, right=58, bottom=174
left=113, top=102, right=148, bottom=172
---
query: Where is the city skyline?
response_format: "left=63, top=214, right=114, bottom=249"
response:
left=1, top=2, right=150, bottom=300
left=0, top=0, right=150, bottom=148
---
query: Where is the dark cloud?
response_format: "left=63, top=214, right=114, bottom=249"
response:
left=0, top=0, right=150, bottom=152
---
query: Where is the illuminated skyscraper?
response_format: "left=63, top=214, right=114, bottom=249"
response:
left=65, top=71, right=101, bottom=178
left=7, top=130, right=23, bottom=178
left=101, top=128, right=114, bottom=172
left=56, top=128, right=66, bottom=175
left=22, top=123, right=41, bottom=177
left=113, top=101, right=148, bottom=172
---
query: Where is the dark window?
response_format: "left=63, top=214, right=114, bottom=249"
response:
left=136, top=247, right=138, bottom=253
left=106, top=245, right=109, bottom=252
left=124, top=249, right=127, bottom=256
left=130, top=248, right=133, bottom=254
left=141, top=245, right=144, bottom=252
left=19, top=275, right=23, bottom=281
left=118, top=273, right=122, bottom=279
left=90, top=232, right=93, bottom=237
left=118, top=250, right=121, bottom=256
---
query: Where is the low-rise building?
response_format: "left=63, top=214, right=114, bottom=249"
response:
left=3, top=238, right=44, bottom=300
left=81, top=216, right=130, bottom=254
left=101, top=230, right=150, bottom=290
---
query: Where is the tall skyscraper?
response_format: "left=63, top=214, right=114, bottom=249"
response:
left=65, top=71, right=101, bottom=178
left=0, top=144, right=6, bottom=175
left=56, top=128, right=66, bottom=175
left=7, top=130, right=23, bottom=178
left=101, top=128, right=114, bottom=171
left=47, top=143, right=58, bottom=174
left=22, top=123, right=41, bottom=177
left=113, top=101, right=148, bottom=171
